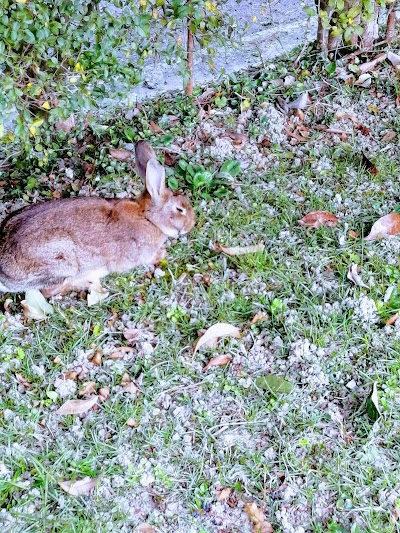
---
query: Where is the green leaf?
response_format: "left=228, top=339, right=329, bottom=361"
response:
left=336, top=0, right=344, bottom=10
left=47, top=390, right=59, bottom=402
left=366, top=382, right=381, bottom=422
left=220, top=159, right=241, bottom=177
left=303, top=5, right=316, bottom=16
left=326, top=61, right=336, bottom=74
left=255, top=375, right=294, bottom=395
left=168, top=176, right=179, bottom=190
left=124, top=127, right=135, bottom=141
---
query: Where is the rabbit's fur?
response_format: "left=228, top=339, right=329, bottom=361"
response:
left=0, top=141, right=195, bottom=296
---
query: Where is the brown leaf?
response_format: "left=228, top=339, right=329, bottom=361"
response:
left=217, top=487, right=232, bottom=502
left=98, top=387, right=110, bottom=402
left=126, top=417, right=137, bottom=427
left=221, top=130, right=249, bottom=147
left=251, top=311, right=269, bottom=324
left=55, top=115, right=75, bottom=133
left=123, top=328, right=140, bottom=342
left=202, top=354, right=232, bottom=372
left=244, top=502, right=273, bottom=533
left=349, top=230, right=359, bottom=239
left=386, top=313, right=399, bottom=325
left=358, top=53, right=387, bottom=74
left=286, top=91, right=310, bottom=111
left=298, top=211, right=339, bottom=228
left=59, top=476, right=99, bottom=496
left=121, top=373, right=139, bottom=397
left=56, top=395, right=98, bottom=415
left=365, top=213, right=400, bottom=241
left=63, top=371, right=78, bottom=381
left=196, top=87, right=217, bottom=106
left=213, top=242, right=265, bottom=256
left=164, top=149, right=178, bottom=167
left=82, top=161, right=94, bottom=177
left=396, top=95, right=400, bottom=107
left=194, top=323, right=241, bottom=356
left=109, top=149, right=133, bottom=161
left=91, top=349, right=102, bottom=366
left=381, top=130, right=397, bottom=143
left=78, top=381, right=97, bottom=397
left=109, top=346, right=136, bottom=359
left=135, top=524, right=155, bottom=533
left=15, top=373, right=32, bottom=389
left=149, top=120, right=163, bottom=134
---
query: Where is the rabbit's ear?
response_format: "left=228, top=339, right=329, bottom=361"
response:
left=145, top=158, right=166, bottom=203
left=135, top=140, right=157, bottom=181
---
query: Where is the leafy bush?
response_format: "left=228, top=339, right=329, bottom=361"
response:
left=0, top=0, right=236, bottom=150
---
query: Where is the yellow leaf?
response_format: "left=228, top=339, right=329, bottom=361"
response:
left=205, top=1, right=218, bottom=12
left=152, top=8, right=158, bottom=18
left=69, top=77, right=78, bottom=83
left=16, top=0, right=27, bottom=3
left=41, top=101, right=51, bottom=110
left=139, top=0, right=146, bottom=6
left=252, top=15, right=257, bottom=22
left=26, top=82, right=33, bottom=87
left=74, top=62, right=84, bottom=72
left=241, top=99, right=251, bottom=112
left=28, top=119, right=44, bottom=137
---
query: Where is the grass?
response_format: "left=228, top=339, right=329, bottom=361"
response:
left=1, top=50, right=400, bottom=533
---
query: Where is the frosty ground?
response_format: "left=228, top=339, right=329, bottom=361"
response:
left=0, top=49, right=400, bottom=533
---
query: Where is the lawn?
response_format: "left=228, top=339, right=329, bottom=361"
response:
left=1, top=50, right=400, bottom=533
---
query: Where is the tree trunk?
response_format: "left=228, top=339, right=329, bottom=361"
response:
left=316, top=0, right=330, bottom=52
left=361, top=2, right=380, bottom=49
left=385, top=8, right=396, bottom=43
left=185, top=26, right=194, bottom=96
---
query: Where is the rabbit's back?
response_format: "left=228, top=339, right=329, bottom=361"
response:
left=0, top=197, right=164, bottom=292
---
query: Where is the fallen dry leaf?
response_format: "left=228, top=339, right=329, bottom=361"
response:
left=109, top=346, right=136, bottom=359
left=365, top=213, right=400, bottom=241
left=354, top=73, right=371, bottom=88
left=21, top=289, right=54, bottom=321
left=98, top=386, right=110, bottom=402
left=386, top=313, right=399, bottom=326
left=251, top=311, right=269, bottom=324
left=298, top=211, right=339, bottom=229
left=347, top=263, right=368, bottom=288
left=286, top=91, right=310, bottom=111
left=202, top=353, right=232, bottom=372
left=381, top=130, right=397, bottom=143
left=63, top=370, right=78, bottom=380
left=78, top=381, right=97, bottom=397
left=109, top=148, right=133, bottom=161
left=244, top=502, right=273, bottom=533
left=221, top=130, right=249, bottom=147
left=349, top=230, right=359, bottom=239
left=56, top=395, right=98, bottom=415
left=149, top=120, right=163, bottom=134
left=194, top=323, right=241, bottom=356
left=87, top=281, right=109, bottom=307
left=213, top=242, right=265, bottom=256
left=15, top=373, right=32, bottom=389
left=358, top=53, right=387, bottom=74
left=135, top=524, right=155, bottom=533
left=123, top=328, right=140, bottom=342
left=59, top=476, right=99, bottom=496
left=121, top=373, right=139, bottom=397
left=387, top=51, right=400, bottom=68
left=217, top=487, right=232, bottom=502
left=53, top=356, right=62, bottom=364
left=126, top=417, right=137, bottom=427
left=55, top=115, right=75, bottom=133
left=91, top=349, right=102, bottom=366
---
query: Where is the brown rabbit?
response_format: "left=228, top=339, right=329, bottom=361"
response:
left=0, top=141, right=195, bottom=296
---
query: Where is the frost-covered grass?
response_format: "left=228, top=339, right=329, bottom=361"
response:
left=1, top=55, right=400, bottom=533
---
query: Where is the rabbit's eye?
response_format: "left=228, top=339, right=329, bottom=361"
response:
left=176, top=206, right=185, bottom=214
